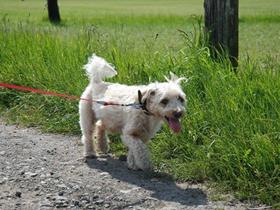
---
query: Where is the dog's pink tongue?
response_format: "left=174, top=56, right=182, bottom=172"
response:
left=168, top=118, right=181, bottom=133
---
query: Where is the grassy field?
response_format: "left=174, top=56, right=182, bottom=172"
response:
left=1, top=0, right=280, bottom=208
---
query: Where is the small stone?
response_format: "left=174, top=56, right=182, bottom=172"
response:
left=85, top=205, right=96, bottom=209
left=35, top=192, right=40, bottom=196
left=0, top=179, right=6, bottom=185
left=92, top=195, right=99, bottom=200
left=54, top=196, right=68, bottom=207
left=150, top=178, right=159, bottom=182
left=58, top=196, right=67, bottom=200
left=0, top=151, right=6, bottom=155
left=100, top=172, right=109, bottom=176
left=94, top=199, right=104, bottom=205
left=25, top=172, right=38, bottom=177
left=81, top=198, right=90, bottom=204
left=46, top=194, right=52, bottom=199
left=57, top=184, right=67, bottom=189
left=73, top=185, right=80, bottom=191
left=104, top=204, right=110, bottom=208
left=73, top=200, right=80, bottom=206
left=120, top=189, right=131, bottom=194
left=40, top=202, right=53, bottom=208
left=40, top=174, right=46, bottom=178
left=35, top=192, right=42, bottom=196
left=58, top=191, right=64, bottom=196
left=15, top=192, right=22, bottom=198
left=55, top=203, right=68, bottom=208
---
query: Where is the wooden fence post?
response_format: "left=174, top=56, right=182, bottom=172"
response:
left=204, top=0, right=239, bottom=68
left=47, top=0, right=61, bottom=23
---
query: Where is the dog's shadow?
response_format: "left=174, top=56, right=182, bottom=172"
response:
left=86, top=156, right=207, bottom=207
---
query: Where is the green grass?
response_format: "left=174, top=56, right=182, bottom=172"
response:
left=1, top=0, right=280, bottom=208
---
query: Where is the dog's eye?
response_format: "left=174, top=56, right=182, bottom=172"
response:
left=178, top=96, right=185, bottom=103
left=160, top=98, right=169, bottom=106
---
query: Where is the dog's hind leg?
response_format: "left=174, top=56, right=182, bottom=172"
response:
left=95, top=120, right=109, bottom=155
left=79, top=86, right=96, bottom=158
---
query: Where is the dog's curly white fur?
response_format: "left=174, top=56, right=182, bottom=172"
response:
left=79, top=54, right=187, bottom=171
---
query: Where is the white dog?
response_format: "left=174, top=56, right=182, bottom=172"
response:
left=79, top=54, right=186, bottom=171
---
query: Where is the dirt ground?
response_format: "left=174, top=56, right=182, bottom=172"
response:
left=0, top=120, right=252, bottom=210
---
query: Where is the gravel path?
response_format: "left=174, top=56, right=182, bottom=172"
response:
left=0, top=121, right=250, bottom=210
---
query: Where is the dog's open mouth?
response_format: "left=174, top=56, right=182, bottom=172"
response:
left=165, top=116, right=181, bottom=133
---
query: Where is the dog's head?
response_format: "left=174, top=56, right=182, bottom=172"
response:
left=140, top=72, right=187, bottom=133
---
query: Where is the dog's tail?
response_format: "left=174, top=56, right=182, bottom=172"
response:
left=83, top=54, right=117, bottom=83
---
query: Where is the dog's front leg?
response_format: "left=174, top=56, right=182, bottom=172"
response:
left=121, top=135, right=151, bottom=171
left=127, top=149, right=136, bottom=170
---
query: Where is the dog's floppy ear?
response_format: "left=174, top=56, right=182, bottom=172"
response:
left=164, top=72, right=188, bottom=85
left=138, top=89, right=156, bottom=104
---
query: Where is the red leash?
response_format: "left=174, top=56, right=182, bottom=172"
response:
left=0, top=83, right=89, bottom=101
left=0, top=83, right=144, bottom=109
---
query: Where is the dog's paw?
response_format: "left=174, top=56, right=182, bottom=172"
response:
left=136, top=163, right=153, bottom=172
left=127, top=160, right=138, bottom=171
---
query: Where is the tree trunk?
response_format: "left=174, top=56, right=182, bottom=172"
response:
left=47, top=0, right=61, bottom=23
left=204, top=0, right=239, bottom=68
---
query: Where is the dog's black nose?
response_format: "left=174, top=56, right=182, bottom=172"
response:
left=173, top=111, right=183, bottom=119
